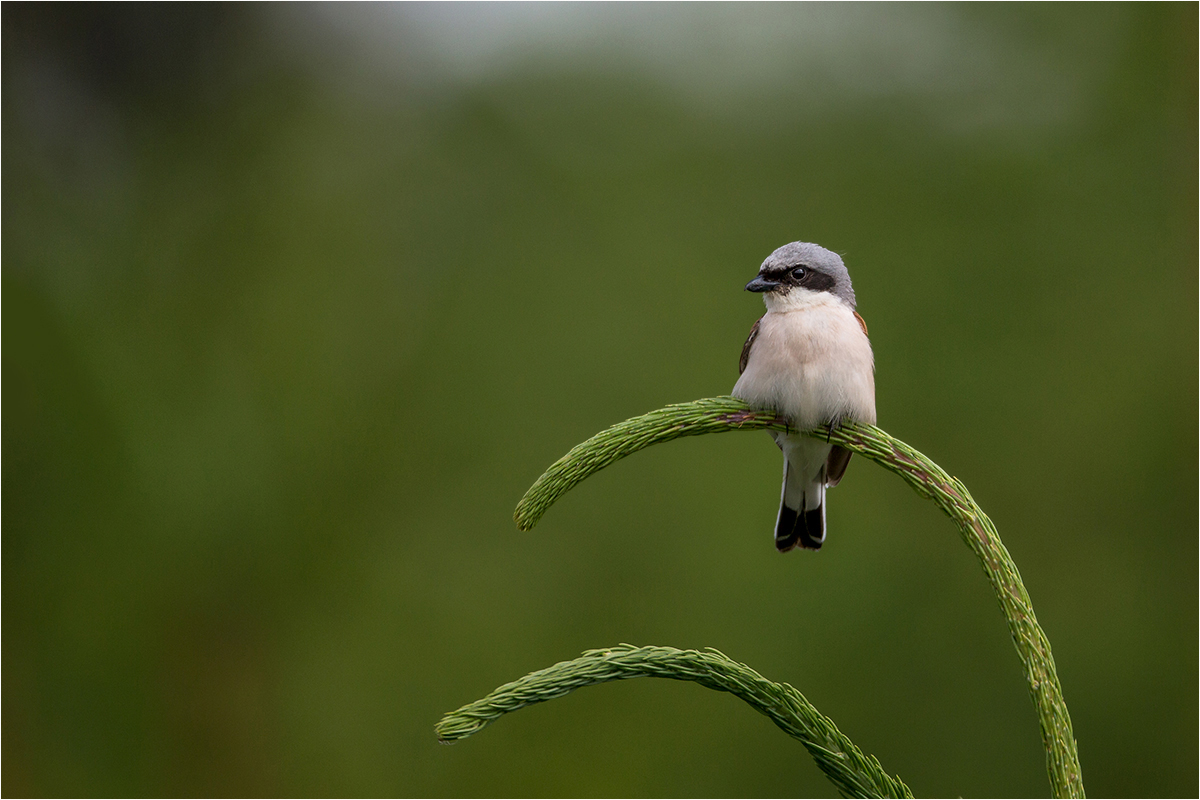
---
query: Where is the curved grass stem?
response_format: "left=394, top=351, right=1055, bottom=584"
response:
left=509, top=396, right=1084, bottom=798
left=437, top=644, right=913, bottom=799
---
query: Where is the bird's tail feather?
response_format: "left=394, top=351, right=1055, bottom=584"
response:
left=774, top=461, right=826, bottom=551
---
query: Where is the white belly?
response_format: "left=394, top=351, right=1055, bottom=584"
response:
left=732, top=295, right=876, bottom=429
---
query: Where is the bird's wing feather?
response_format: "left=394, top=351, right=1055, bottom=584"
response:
left=739, top=316, right=763, bottom=375
left=825, top=445, right=853, bottom=487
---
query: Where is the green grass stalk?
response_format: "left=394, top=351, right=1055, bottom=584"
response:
left=437, top=644, right=913, bottom=799
left=509, top=396, right=1084, bottom=798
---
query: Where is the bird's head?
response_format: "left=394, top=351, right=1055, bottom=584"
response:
left=745, top=242, right=856, bottom=311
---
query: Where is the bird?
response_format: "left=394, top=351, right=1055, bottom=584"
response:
left=732, top=241, right=876, bottom=552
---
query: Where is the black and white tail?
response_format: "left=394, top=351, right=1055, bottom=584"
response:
left=774, top=459, right=827, bottom=551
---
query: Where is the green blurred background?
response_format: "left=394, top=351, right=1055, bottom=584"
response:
left=3, top=4, right=1196, bottom=797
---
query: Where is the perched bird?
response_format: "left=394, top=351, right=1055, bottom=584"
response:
left=732, top=242, right=876, bottom=551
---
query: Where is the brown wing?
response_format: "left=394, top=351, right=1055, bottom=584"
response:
left=853, top=311, right=869, bottom=337
left=825, top=445, right=853, bottom=487
left=739, top=316, right=763, bottom=375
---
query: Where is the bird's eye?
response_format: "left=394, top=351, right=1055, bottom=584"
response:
left=791, top=267, right=807, bottom=280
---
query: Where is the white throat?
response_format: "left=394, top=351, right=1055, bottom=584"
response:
left=763, top=287, right=847, bottom=315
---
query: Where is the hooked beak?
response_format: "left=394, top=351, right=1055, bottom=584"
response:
left=745, top=276, right=780, bottom=293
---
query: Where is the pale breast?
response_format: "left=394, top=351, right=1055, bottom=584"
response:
left=732, top=297, right=876, bottom=428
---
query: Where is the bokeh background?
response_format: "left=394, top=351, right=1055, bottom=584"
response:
left=4, top=4, right=1196, bottom=797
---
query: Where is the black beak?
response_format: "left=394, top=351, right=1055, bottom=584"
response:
left=745, top=276, right=779, bottom=293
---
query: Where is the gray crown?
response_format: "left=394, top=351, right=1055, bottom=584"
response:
left=762, top=242, right=856, bottom=308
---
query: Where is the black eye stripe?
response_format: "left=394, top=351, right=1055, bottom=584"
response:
left=803, top=270, right=836, bottom=293
left=757, top=264, right=838, bottom=295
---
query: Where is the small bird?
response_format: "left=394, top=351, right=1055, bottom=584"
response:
left=732, top=242, right=876, bottom=552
